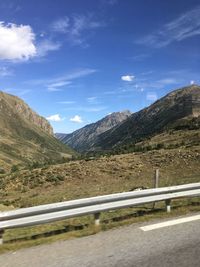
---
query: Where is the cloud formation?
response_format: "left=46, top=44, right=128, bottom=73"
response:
left=26, top=68, right=97, bottom=91
left=121, top=75, right=135, bottom=82
left=37, top=40, right=61, bottom=57
left=70, top=115, right=83, bottom=123
left=0, top=22, right=36, bottom=60
left=52, top=14, right=104, bottom=46
left=0, top=66, right=12, bottom=76
left=87, top=96, right=98, bottom=104
left=51, top=17, right=69, bottom=33
left=47, top=81, right=72, bottom=91
left=57, top=101, right=76, bottom=104
left=65, top=106, right=107, bottom=112
left=46, top=114, right=63, bottom=122
left=137, top=5, right=200, bottom=48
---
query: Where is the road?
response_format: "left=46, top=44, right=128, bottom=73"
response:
left=0, top=213, right=200, bottom=267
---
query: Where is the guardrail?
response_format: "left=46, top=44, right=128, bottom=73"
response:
left=0, top=182, right=200, bottom=244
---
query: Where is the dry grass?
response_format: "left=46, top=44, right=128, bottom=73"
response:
left=0, top=145, right=200, bottom=253
left=1, top=145, right=200, bottom=208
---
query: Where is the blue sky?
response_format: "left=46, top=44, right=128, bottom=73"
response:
left=0, top=0, right=200, bottom=133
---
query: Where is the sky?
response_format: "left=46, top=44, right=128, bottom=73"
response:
left=0, top=0, right=200, bottom=133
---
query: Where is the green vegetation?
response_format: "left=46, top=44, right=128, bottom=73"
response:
left=11, top=165, right=19, bottom=173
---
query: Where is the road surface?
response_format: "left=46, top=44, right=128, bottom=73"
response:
left=0, top=213, right=200, bottom=267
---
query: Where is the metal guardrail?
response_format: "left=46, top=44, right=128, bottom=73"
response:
left=0, top=183, right=200, bottom=244
left=1, top=183, right=200, bottom=221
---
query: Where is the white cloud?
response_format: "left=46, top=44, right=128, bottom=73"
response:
left=146, top=92, right=158, bottom=102
left=47, top=81, right=72, bottom=91
left=46, top=114, right=63, bottom=122
left=121, top=75, right=135, bottom=82
left=70, top=115, right=83, bottom=123
left=52, top=14, right=104, bottom=47
left=87, top=96, right=99, bottom=104
left=36, top=40, right=61, bottom=57
left=0, top=22, right=36, bottom=61
left=65, top=106, right=107, bottom=112
left=26, top=68, right=97, bottom=91
left=0, top=66, right=12, bottom=76
left=137, top=5, right=200, bottom=48
left=130, top=54, right=150, bottom=61
left=0, top=22, right=62, bottom=62
left=190, top=80, right=195, bottom=85
left=51, top=17, right=69, bottom=33
left=57, top=101, right=76, bottom=104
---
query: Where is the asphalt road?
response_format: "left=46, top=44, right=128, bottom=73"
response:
left=0, top=213, right=200, bottom=267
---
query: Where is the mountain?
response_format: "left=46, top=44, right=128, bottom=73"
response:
left=88, top=85, right=200, bottom=151
left=0, top=91, right=75, bottom=171
left=56, top=110, right=132, bottom=152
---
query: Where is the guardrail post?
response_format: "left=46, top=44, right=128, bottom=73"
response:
left=153, top=169, right=159, bottom=209
left=154, top=169, right=159, bottom=188
left=94, top=212, right=100, bottom=226
left=0, top=230, right=4, bottom=245
left=165, top=199, right=171, bottom=213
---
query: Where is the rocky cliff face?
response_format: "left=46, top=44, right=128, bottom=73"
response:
left=0, top=91, right=53, bottom=135
left=56, top=110, right=132, bottom=152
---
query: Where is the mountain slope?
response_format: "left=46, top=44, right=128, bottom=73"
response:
left=0, top=91, right=75, bottom=170
left=91, top=85, right=200, bottom=151
left=56, top=110, right=132, bottom=152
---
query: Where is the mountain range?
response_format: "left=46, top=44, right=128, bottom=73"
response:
left=0, top=85, right=199, bottom=172
left=0, top=91, right=74, bottom=171
left=57, top=85, right=200, bottom=152
left=56, top=110, right=131, bottom=152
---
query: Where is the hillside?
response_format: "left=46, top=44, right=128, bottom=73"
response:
left=1, top=143, right=200, bottom=208
left=56, top=110, right=131, bottom=152
left=0, top=91, right=75, bottom=171
left=91, top=85, right=200, bottom=151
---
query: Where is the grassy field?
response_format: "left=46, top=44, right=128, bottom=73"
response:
left=1, top=144, right=200, bottom=207
left=0, top=143, right=200, bottom=253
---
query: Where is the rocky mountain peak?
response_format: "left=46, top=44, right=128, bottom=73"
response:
left=56, top=110, right=132, bottom=152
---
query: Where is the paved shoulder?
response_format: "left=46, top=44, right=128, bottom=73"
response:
left=0, top=213, right=200, bottom=267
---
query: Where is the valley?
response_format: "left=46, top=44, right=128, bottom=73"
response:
left=0, top=85, right=200, bottom=249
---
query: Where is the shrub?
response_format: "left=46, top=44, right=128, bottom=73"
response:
left=0, top=167, right=5, bottom=174
left=11, top=165, right=19, bottom=173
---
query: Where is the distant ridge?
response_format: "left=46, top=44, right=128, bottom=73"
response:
left=92, top=85, right=200, bottom=151
left=57, top=85, right=200, bottom=153
left=56, top=110, right=132, bottom=152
